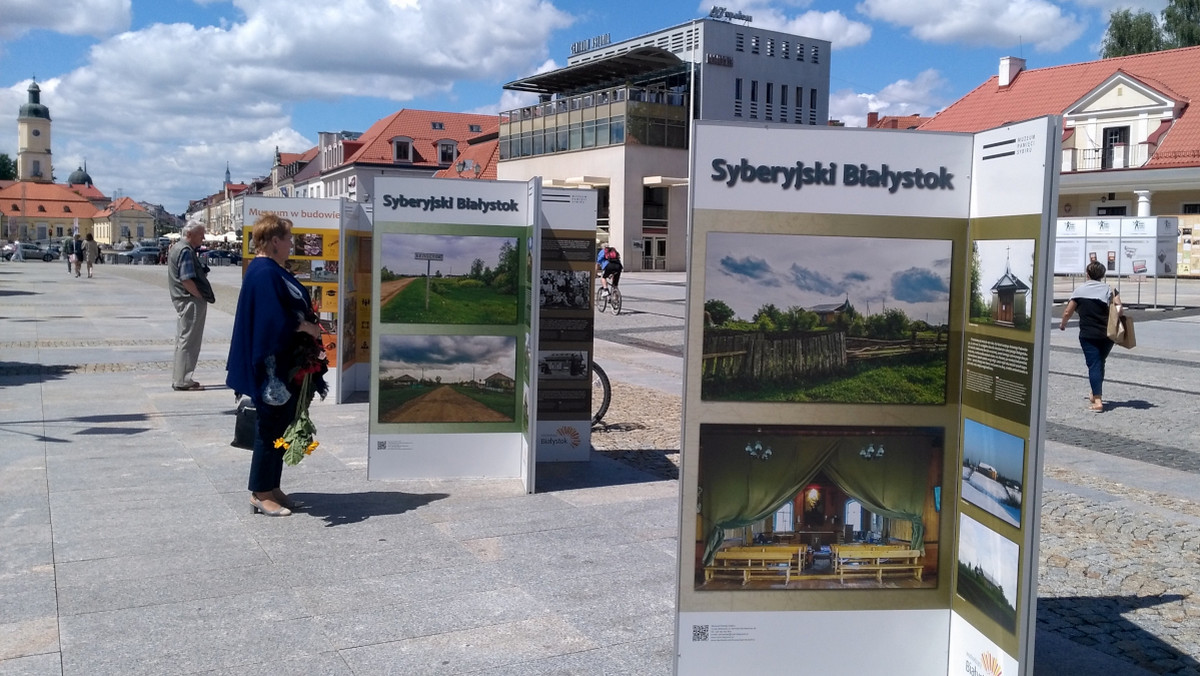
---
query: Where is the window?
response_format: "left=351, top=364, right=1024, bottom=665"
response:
left=750, top=80, right=758, bottom=102
left=643, top=186, right=668, bottom=229
left=751, top=35, right=760, bottom=54
left=63, top=206, right=71, bottom=213
left=734, top=78, right=743, bottom=101
left=1183, top=204, right=1200, bottom=214
left=431, top=121, right=445, bottom=130
left=773, top=502, right=794, bottom=532
left=810, top=45, right=819, bottom=63
left=438, top=141, right=457, bottom=164
left=37, top=205, right=46, bottom=212
left=393, top=137, right=413, bottom=162
left=469, top=124, right=482, bottom=133
left=766, top=83, right=773, bottom=104
left=735, top=32, right=744, bottom=52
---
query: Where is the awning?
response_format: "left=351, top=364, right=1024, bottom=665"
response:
left=643, top=176, right=689, bottom=188
left=504, top=46, right=684, bottom=95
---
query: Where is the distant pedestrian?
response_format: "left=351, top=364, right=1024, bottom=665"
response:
left=168, top=222, right=215, bottom=391
left=72, top=235, right=84, bottom=277
left=63, top=235, right=74, bottom=273
left=226, top=214, right=326, bottom=517
left=84, top=234, right=100, bottom=278
left=12, top=237, right=24, bottom=262
left=1059, top=261, right=1117, bottom=412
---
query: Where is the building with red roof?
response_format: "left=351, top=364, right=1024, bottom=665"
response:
left=921, top=48, right=1200, bottom=220
left=0, top=181, right=100, bottom=242
left=93, top=196, right=155, bottom=245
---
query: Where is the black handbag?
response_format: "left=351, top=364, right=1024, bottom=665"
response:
left=231, top=395, right=257, bottom=450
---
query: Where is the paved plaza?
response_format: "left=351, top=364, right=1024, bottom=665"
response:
left=3, top=259, right=1200, bottom=674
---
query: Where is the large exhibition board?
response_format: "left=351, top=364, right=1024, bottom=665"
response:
left=367, top=177, right=535, bottom=488
left=676, top=118, right=1059, bottom=676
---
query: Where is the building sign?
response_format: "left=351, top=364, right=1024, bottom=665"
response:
left=709, top=6, right=753, bottom=22
left=706, top=53, right=734, bottom=67
left=571, top=33, right=611, bottom=55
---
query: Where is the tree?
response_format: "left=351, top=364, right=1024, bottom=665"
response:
left=1163, top=0, right=1200, bottom=47
left=469, top=257, right=485, bottom=280
left=969, top=242, right=989, bottom=319
left=0, top=154, right=14, bottom=180
left=704, top=298, right=736, bottom=326
left=1101, top=9, right=1164, bottom=58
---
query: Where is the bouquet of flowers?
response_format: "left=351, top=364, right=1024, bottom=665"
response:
left=276, top=330, right=329, bottom=466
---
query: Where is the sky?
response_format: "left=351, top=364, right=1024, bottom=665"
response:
left=962, top=418, right=1024, bottom=479
left=959, top=513, right=1020, bottom=607
left=381, top=233, right=515, bottom=277
left=0, top=0, right=1171, bottom=215
left=379, top=334, right=515, bottom=382
left=705, top=232, right=953, bottom=323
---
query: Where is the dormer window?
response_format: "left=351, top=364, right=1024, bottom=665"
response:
left=37, top=205, right=46, bottom=212
left=392, top=136, right=414, bottom=163
left=438, top=140, right=457, bottom=165
left=63, top=206, right=71, bottom=213
left=431, top=121, right=445, bottom=130
left=469, top=124, right=482, bottom=133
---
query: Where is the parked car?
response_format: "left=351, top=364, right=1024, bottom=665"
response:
left=202, top=249, right=242, bottom=265
left=115, top=245, right=162, bottom=264
left=2, top=243, right=56, bottom=261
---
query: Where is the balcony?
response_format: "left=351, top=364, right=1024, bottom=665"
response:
left=1063, top=143, right=1152, bottom=172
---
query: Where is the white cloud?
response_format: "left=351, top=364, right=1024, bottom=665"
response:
left=830, top=69, right=948, bottom=127
left=858, top=0, right=1087, bottom=52
left=0, top=0, right=574, bottom=212
left=698, top=1, right=872, bottom=49
left=0, top=0, right=130, bottom=40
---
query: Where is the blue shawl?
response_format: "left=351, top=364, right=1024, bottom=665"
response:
left=226, top=257, right=314, bottom=404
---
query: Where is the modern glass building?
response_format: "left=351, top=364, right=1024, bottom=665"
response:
left=498, top=16, right=831, bottom=271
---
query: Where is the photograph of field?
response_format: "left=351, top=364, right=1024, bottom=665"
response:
left=380, top=233, right=519, bottom=325
left=377, top=334, right=517, bottom=424
left=961, top=419, right=1025, bottom=528
left=969, top=239, right=1034, bottom=331
left=701, top=232, right=952, bottom=404
left=957, top=514, right=1019, bottom=633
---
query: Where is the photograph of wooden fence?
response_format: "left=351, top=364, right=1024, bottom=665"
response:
left=701, top=232, right=953, bottom=404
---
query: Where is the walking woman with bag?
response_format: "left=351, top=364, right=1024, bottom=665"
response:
left=1059, top=261, right=1118, bottom=412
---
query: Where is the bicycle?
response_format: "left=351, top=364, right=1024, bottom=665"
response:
left=590, top=360, right=611, bottom=426
left=595, top=281, right=622, bottom=316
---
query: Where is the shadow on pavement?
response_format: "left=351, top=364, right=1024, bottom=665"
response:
left=536, top=449, right=677, bottom=492
left=0, top=362, right=75, bottom=385
left=1038, top=594, right=1199, bottom=674
left=291, top=491, right=449, bottom=527
left=1105, top=399, right=1156, bottom=411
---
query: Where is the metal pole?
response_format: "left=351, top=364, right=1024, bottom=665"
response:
left=425, top=259, right=432, bottom=310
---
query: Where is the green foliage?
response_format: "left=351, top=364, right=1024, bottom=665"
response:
left=969, top=243, right=989, bottom=319
left=380, top=277, right=517, bottom=324
left=469, top=257, right=485, bottom=280
left=704, top=351, right=946, bottom=405
left=864, top=308, right=910, bottom=340
left=1101, top=1, right=1200, bottom=57
left=0, top=154, right=15, bottom=181
left=380, top=266, right=398, bottom=282
left=1163, top=0, right=1200, bottom=47
left=494, top=240, right=519, bottom=294
left=1102, top=9, right=1164, bottom=57
left=704, top=298, right=736, bottom=326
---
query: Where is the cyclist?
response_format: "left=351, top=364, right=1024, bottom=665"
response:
left=596, top=244, right=622, bottom=296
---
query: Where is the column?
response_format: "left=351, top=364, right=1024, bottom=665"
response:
left=1134, top=189, right=1153, bottom=217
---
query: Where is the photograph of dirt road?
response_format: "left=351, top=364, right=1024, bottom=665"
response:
left=377, top=334, right=517, bottom=423
left=380, top=233, right=519, bottom=325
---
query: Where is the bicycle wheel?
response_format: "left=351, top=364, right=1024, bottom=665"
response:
left=609, top=287, right=622, bottom=315
left=590, top=361, right=611, bottom=426
left=595, top=285, right=609, bottom=313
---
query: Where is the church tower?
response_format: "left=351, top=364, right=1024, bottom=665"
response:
left=17, top=81, right=53, bottom=183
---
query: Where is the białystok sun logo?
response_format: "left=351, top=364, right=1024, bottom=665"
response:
left=556, top=426, right=581, bottom=447
left=981, top=652, right=1002, bottom=676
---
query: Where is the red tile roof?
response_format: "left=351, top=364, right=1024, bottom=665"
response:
left=868, top=113, right=933, bottom=129
left=345, top=109, right=501, bottom=168
left=96, top=196, right=148, bottom=218
left=0, top=181, right=99, bottom=218
left=432, top=125, right=500, bottom=181
left=920, top=45, right=1200, bottom=169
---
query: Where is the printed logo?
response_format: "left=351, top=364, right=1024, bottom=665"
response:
left=557, top=426, right=581, bottom=447
left=981, top=652, right=1002, bottom=676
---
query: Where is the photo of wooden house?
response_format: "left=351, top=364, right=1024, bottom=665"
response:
left=970, top=239, right=1035, bottom=331
left=989, top=264, right=1030, bottom=327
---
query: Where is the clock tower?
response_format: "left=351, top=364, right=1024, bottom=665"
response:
left=17, top=81, right=53, bottom=183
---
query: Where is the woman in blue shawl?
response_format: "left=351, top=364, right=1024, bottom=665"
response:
left=227, top=214, right=326, bottom=516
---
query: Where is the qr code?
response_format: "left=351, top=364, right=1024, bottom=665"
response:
left=376, top=441, right=387, bottom=450
left=692, top=624, right=709, bottom=642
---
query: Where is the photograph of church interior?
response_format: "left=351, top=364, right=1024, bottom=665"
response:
left=695, top=424, right=943, bottom=590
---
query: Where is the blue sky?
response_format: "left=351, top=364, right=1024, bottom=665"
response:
left=0, top=0, right=1168, bottom=214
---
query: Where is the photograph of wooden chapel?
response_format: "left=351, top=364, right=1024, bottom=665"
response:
left=695, top=423, right=943, bottom=590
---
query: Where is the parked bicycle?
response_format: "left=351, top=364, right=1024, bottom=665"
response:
left=591, top=360, right=611, bottom=426
left=595, top=282, right=622, bottom=316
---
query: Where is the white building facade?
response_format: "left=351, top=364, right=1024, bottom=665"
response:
left=498, top=17, right=831, bottom=271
